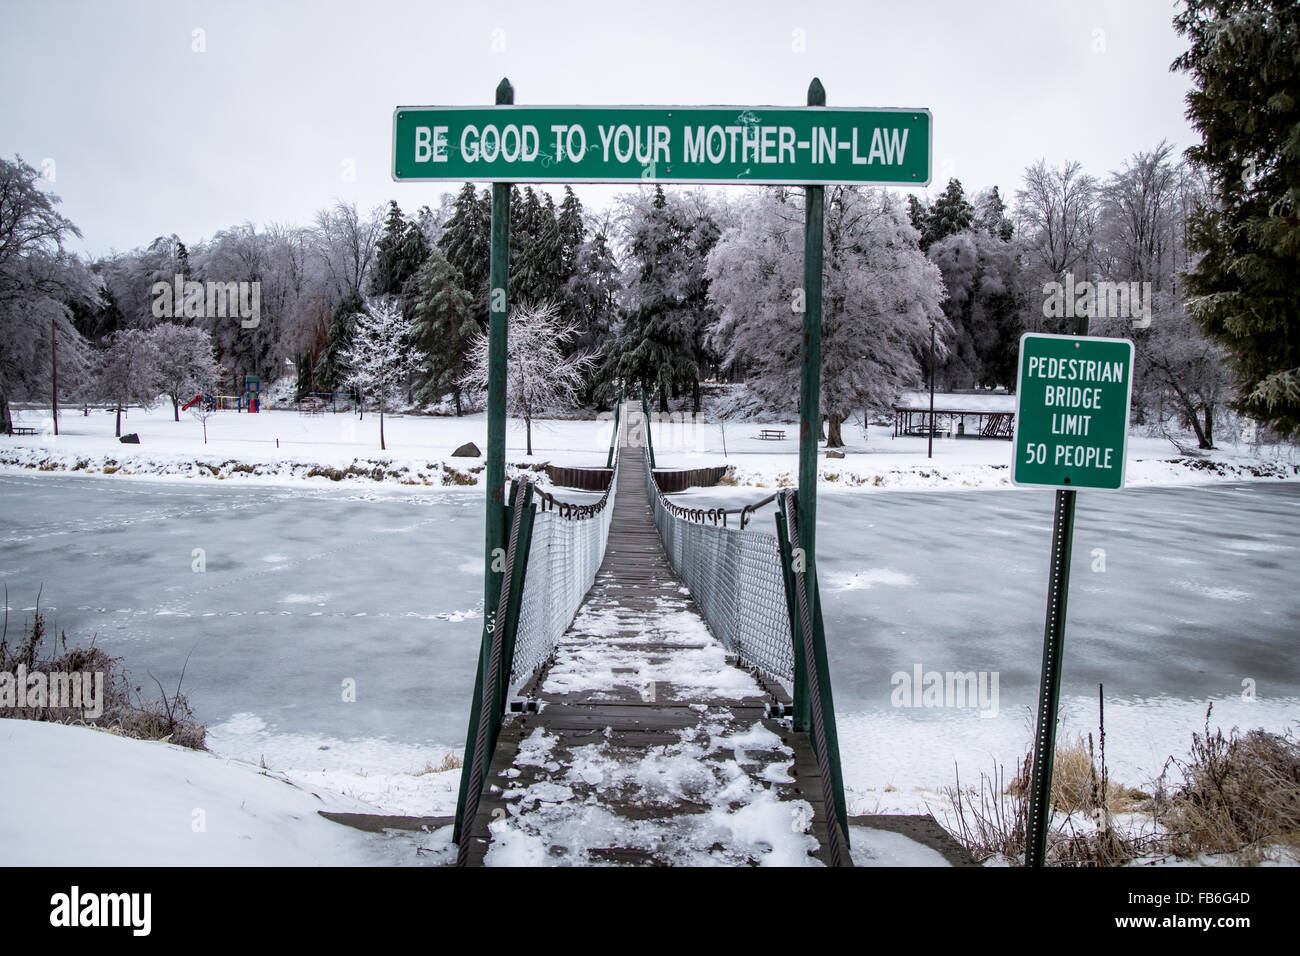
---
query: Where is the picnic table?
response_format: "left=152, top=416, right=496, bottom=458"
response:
left=8, top=426, right=38, bottom=436
left=757, top=428, right=786, bottom=441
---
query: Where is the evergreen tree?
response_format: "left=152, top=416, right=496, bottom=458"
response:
left=928, top=229, right=1025, bottom=391
left=438, top=184, right=492, bottom=320
left=409, top=247, right=476, bottom=414
left=370, top=201, right=406, bottom=297
left=557, top=186, right=586, bottom=280
left=925, top=178, right=976, bottom=248
left=1172, top=0, right=1300, bottom=437
left=975, top=186, right=1015, bottom=241
left=370, top=200, right=429, bottom=300
left=314, top=290, right=363, bottom=392
left=566, top=223, right=621, bottom=405
left=613, top=186, right=698, bottom=412
left=907, top=194, right=928, bottom=238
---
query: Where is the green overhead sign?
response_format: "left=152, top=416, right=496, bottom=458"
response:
left=392, top=105, right=931, bottom=186
left=1012, top=333, right=1135, bottom=491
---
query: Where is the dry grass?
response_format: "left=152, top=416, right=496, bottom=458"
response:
left=944, top=755, right=1031, bottom=863
left=1154, top=704, right=1300, bottom=861
left=1, top=591, right=207, bottom=750
left=1007, top=735, right=1148, bottom=815
left=417, top=751, right=463, bottom=775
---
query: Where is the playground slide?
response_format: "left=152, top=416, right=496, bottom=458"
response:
left=181, top=394, right=202, bottom=412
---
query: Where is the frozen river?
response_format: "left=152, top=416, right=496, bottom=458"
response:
left=2, top=472, right=1297, bottom=806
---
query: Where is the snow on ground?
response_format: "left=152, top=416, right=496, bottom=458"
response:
left=849, top=825, right=952, bottom=866
left=2, top=404, right=1297, bottom=864
left=0, top=719, right=454, bottom=866
left=0, top=404, right=612, bottom=488
left=2, top=403, right=1296, bottom=491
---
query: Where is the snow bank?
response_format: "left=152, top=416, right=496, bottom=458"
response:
left=0, top=719, right=453, bottom=865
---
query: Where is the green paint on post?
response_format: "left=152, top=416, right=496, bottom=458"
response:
left=454, top=77, right=514, bottom=844
left=775, top=495, right=808, bottom=733
left=795, top=78, right=825, bottom=731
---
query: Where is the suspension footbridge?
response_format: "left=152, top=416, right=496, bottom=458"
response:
left=454, top=402, right=851, bottom=866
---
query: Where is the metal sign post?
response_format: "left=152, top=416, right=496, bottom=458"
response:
left=1017, top=320, right=1134, bottom=866
left=453, top=78, right=514, bottom=844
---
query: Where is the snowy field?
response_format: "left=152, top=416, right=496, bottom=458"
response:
left=1, top=405, right=1298, bottom=864
left=2, top=402, right=1296, bottom=490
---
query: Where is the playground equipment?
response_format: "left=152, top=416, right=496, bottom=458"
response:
left=180, top=394, right=202, bottom=412
left=239, top=375, right=260, bottom=413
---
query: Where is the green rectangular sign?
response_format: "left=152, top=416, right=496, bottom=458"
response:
left=393, top=105, right=931, bottom=186
left=1012, top=333, right=1135, bottom=491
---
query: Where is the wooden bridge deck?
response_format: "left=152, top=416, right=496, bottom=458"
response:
left=462, top=443, right=834, bottom=866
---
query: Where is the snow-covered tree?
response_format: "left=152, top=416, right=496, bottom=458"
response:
left=339, top=297, right=423, bottom=450
left=565, top=213, right=622, bottom=405
left=1015, top=159, right=1100, bottom=299
left=610, top=186, right=723, bottom=413
left=462, top=302, right=593, bottom=456
left=97, top=328, right=161, bottom=437
left=0, top=156, right=95, bottom=432
left=707, top=186, right=947, bottom=447
left=148, top=323, right=221, bottom=421
left=1172, top=0, right=1300, bottom=438
left=928, top=228, right=1025, bottom=390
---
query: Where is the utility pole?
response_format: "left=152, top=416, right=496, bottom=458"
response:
left=927, top=320, right=935, bottom=459
left=51, top=319, right=59, bottom=436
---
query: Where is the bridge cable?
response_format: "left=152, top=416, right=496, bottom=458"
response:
left=457, top=476, right=530, bottom=866
left=783, top=490, right=851, bottom=868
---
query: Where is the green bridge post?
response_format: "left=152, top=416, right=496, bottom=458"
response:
left=792, top=76, right=849, bottom=852
left=454, top=77, right=514, bottom=844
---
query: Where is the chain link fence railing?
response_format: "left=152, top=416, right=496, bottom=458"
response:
left=507, top=454, right=618, bottom=693
left=645, top=452, right=795, bottom=689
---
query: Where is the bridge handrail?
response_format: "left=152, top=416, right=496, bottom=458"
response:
left=506, top=442, right=619, bottom=692
left=655, top=488, right=780, bottom=530
left=643, top=449, right=795, bottom=689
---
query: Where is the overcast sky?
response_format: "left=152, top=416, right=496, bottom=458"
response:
left=2, top=0, right=1195, bottom=257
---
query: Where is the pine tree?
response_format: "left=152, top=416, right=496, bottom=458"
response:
left=975, top=186, right=1015, bottom=241
left=438, top=184, right=492, bottom=319
left=566, top=224, right=620, bottom=405
left=557, top=187, right=585, bottom=280
left=369, top=201, right=407, bottom=297
left=925, top=178, right=976, bottom=248
left=314, top=291, right=363, bottom=392
left=1172, top=0, right=1300, bottom=437
left=907, top=194, right=929, bottom=238
left=409, top=247, right=476, bottom=414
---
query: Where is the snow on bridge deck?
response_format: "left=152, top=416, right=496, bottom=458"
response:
left=460, top=445, right=836, bottom=866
